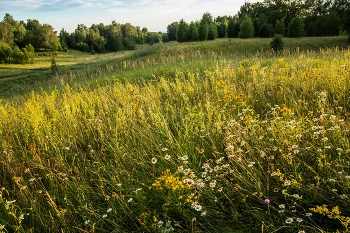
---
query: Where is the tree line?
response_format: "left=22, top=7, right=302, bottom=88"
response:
left=168, top=0, right=350, bottom=42
left=0, top=13, right=166, bottom=64
left=0, top=13, right=58, bottom=64
left=59, top=22, right=167, bottom=54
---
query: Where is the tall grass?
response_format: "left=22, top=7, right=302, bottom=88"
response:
left=0, top=38, right=349, bottom=232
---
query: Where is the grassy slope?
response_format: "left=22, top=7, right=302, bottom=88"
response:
left=0, top=36, right=349, bottom=232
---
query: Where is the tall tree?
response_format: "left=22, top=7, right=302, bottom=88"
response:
left=198, top=20, right=209, bottom=41
left=239, top=15, right=254, bottom=38
left=227, top=18, right=239, bottom=38
left=167, top=22, right=178, bottom=41
left=208, top=23, right=218, bottom=40
left=287, top=16, right=304, bottom=37
left=176, top=19, right=189, bottom=42
left=189, top=21, right=199, bottom=41
left=0, top=22, right=14, bottom=45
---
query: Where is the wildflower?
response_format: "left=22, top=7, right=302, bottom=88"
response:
left=298, top=231, right=306, bottom=233
left=217, top=187, right=223, bottom=192
left=194, top=203, right=202, bottom=211
left=19, top=214, right=24, bottom=220
left=107, top=208, right=112, bottom=213
left=105, top=195, right=110, bottom=201
left=180, top=155, right=188, bottom=161
left=102, top=214, right=107, bottom=218
left=279, top=204, right=286, bottom=209
left=264, top=199, right=270, bottom=204
left=151, top=157, right=157, bottom=164
left=338, top=171, right=343, bottom=176
left=63, top=147, right=70, bottom=150
left=305, top=213, right=312, bottom=217
left=6, top=200, right=16, bottom=206
left=296, top=218, right=303, bottom=223
left=278, top=210, right=285, bottom=213
left=117, top=183, right=122, bottom=187
left=164, top=154, right=171, bottom=160
left=340, top=194, right=348, bottom=199
left=162, top=148, right=169, bottom=151
left=209, top=180, right=217, bottom=188
left=292, top=194, right=301, bottom=199
left=157, top=220, right=164, bottom=227
left=84, top=220, right=90, bottom=225
left=127, top=198, right=133, bottom=203
left=285, top=217, right=293, bottom=224
left=201, top=211, right=207, bottom=216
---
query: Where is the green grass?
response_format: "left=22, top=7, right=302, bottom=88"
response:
left=0, top=36, right=349, bottom=232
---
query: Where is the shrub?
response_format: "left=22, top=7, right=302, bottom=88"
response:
left=51, top=56, right=58, bottom=75
left=270, top=34, right=284, bottom=53
left=0, top=41, right=12, bottom=63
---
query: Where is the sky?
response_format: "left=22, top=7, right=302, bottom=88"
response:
left=1, top=0, right=259, bottom=33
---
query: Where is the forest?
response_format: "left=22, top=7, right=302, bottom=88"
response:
left=0, top=0, right=349, bottom=64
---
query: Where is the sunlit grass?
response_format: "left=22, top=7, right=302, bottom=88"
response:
left=0, top=37, right=349, bottom=232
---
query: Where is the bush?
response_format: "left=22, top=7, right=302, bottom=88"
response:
left=0, top=41, right=12, bottom=63
left=11, top=46, right=26, bottom=64
left=270, top=34, right=284, bottom=53
left=51, top=56, right=58, bottom=75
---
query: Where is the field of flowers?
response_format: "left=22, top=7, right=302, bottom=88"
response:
left=0, top=44, right=349, bottom=232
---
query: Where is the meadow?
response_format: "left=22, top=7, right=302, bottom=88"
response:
left=0, top=36, right=349, bottom=232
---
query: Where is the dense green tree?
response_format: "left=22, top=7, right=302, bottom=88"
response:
left=0, top=41, right=12, bottom=63
left=176, top=19, right=189, bottom=42
left=315, top=12, right=341, bottom=36
left=167, top=22, right=178, bottom=41
left=3, top=13, right=17, bottom=27
left=32, top=24, right=60, bottom=50
left=25, top=19, right=41, bottom=30
left=218, top=20, right=228, bottom=38
left=123, top=36, right=135, bottom=50
left=23, top=44, right=35, bottom=64
left=198, top=20, right=209, bottom=41
left=239, top=15, right=254, bottom=38
left=287, top=16, right=304, bottom=37
left=14, top=24, right=26, bottom=47
left=189, top=21, right=199, bottom=41
left=274, top=20, right=285, bottom=35
left=208, top=23, right=218, bottom=40
left=12, top=46, right=25, bottom=64
left=104, top=24, right=124, bottom=51
left=227, top=18, right=239, bottom=38
left=0, top=22, right=14, bottom=45
left=87, top=28, right=106, bottom=53
left=201, top=12, right=214, bottom=25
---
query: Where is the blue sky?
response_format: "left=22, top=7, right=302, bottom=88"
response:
left=1, top=0, right=258, bottom=33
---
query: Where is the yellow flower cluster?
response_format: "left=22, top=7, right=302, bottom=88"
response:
left=310, top=205, right=350, bottom=229
left=152, top=170, right=186, bottom=191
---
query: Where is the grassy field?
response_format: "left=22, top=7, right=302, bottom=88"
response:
left=0, top=36, right=349, bottom=232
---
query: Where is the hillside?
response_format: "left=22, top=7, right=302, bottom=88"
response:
left=0, top=37, right=350, bottom=232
